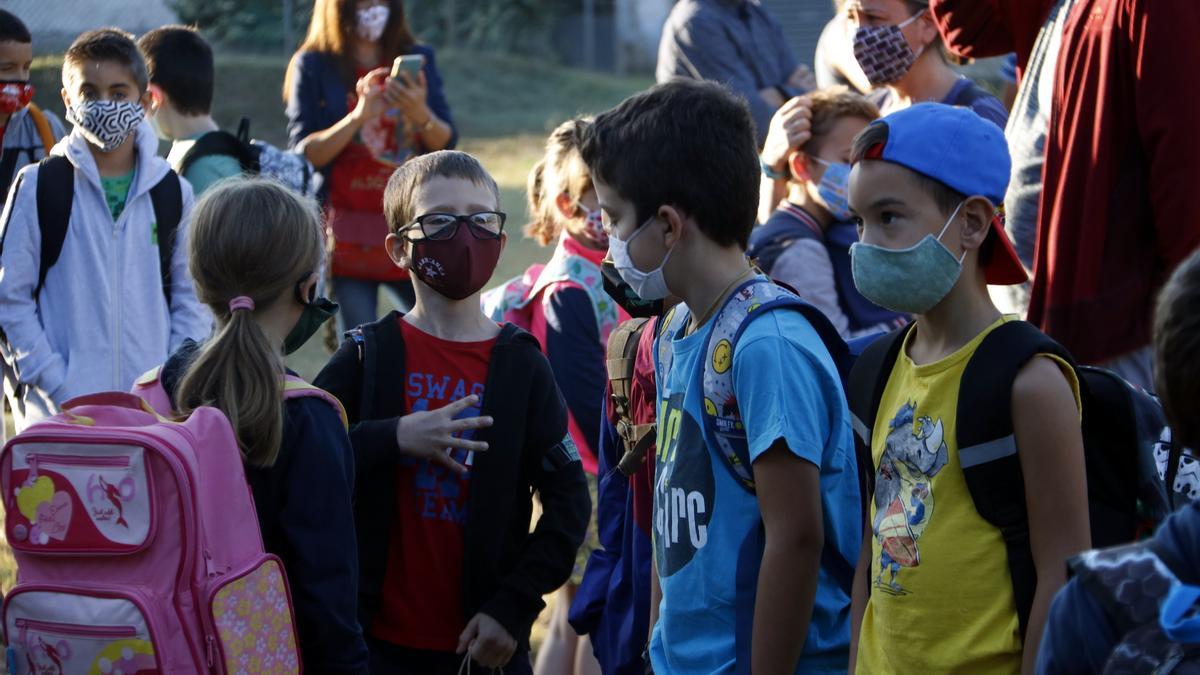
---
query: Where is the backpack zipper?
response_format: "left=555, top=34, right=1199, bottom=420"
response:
left=16, top=617, right=136, bottom=640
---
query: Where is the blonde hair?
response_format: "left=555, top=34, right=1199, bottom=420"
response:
left=383, top=150, right=501, bottom=233
left=175, top=179, right=325, bottom=467
left=525, top=117, right=593, bottom=246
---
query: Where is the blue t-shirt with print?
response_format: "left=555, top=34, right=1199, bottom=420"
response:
left=649, top=302, right=861, bottom=674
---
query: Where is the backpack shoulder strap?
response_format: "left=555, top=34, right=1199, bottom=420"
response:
left=653, top=303, right=689, bottom=399
left=846, top=324, right=911, bottom=530
left=27, top=104, right=55, bottom=156
left=283, top=375, right=349, bottom=430
left=148, top=170, right=184, bottom=302
left=608, top=317, right=654, bottom=476
left=34, top=155, right=74, bottom=298
left=700, top=276, right=844, bottom=493
left=179, top=130, right=254, bottom=175
left=957, top=319, right=1072, bottom=640
left=532, top=252, right=619, bottom=343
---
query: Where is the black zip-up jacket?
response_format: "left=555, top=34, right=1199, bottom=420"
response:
left=314, top=312, right=591, bottom=648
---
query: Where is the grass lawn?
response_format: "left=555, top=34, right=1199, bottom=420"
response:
left=4, top=51, right=649, bottom=645
left=29, top=51, right=649, bottom=381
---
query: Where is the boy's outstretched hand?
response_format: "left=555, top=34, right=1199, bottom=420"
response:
left=394, top=394, right=492, bottom=474
left=457, top=612, right=517, bottom=669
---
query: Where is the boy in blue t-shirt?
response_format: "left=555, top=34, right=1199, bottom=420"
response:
left=581, top=79, right=861, bottom=674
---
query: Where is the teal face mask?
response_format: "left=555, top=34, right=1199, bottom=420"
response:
left=849, top=201, right=965, bottom=315
left=284, top=296, right=338, bottom=356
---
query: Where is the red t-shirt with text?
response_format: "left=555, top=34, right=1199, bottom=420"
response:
left=370, top=319, right=496, bottom=651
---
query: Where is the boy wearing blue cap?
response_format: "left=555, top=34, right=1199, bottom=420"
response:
left=584, top=79, right=862, bottom=674
left=845, top=103, right=1090, bottom=674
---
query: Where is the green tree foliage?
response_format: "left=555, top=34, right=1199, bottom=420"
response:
left=171, top=0, right=569, bottom=59
left=170, top=0, right=312, bottom=53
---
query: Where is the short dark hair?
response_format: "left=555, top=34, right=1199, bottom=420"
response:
left=1155, top=250, right=1200, bottom=450
left=63, top=28, right=148, bottom=92
left=138, top=26, right=214, bottom=116
left=383, top=150, right=501, bottom=234
left=0, top=10, right=31, bottom=44
left=582, top=79, right=759, bottom=250
left=850, top=121, right=965, bottom=216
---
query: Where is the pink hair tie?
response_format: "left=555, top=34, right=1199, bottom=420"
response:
left=228, top=296, right=255, bottom=312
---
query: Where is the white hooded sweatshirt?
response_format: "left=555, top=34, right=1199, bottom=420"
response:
left=0, top=120, right=211, bottom=430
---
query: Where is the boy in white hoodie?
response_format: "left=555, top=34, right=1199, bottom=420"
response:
left=0, top=28, right=209, bottom=431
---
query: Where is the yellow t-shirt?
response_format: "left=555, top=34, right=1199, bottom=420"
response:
left=856, top=317, right=1079, bottom=674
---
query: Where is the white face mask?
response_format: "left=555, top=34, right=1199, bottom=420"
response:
left=356, top=5, right=390, bottom=43
left=607, top=215, right=673, bottom=301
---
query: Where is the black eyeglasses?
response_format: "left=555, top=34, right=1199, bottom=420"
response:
left=402, top=211, right=507, bottom=241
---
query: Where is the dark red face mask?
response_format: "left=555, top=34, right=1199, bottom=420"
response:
left=0, top=81, right=34, bottom=115
left=407, top=221, right=502, bottom=300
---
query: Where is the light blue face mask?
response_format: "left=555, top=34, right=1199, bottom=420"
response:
left=850, top=201, right=965, bottom=315
left=810, top=157, right=854, bottom=222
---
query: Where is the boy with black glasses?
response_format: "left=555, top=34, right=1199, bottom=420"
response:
left=315, top=150, right=590, bottom=674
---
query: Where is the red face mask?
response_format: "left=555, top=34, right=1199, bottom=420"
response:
left=407, top=220, right=503, bottom=300
left=0, top=81, right=34, bottom=115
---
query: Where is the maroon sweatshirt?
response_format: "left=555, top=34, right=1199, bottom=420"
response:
left=932, top=0, right=1200, bottom=364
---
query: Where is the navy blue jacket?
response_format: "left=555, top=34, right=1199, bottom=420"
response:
left=284, top=45, right=458, bottom=199
left=1037, top=504, right=1200, bottom=674
left=161, top=343, right=369, bottom=673
left=569, top=405, right=655, bottom=675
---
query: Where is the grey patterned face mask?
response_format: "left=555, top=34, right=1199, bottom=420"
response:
left=66, top=100, right=144, bottom=153
left=853, top=10, right=926, bottom=87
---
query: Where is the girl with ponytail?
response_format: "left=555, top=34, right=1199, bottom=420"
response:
left=141, top=178, right=370, bottom=673
left=523, top=118, right=621, bottom=675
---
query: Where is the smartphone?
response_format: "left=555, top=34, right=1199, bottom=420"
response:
left=391, top=54, right=425, bottom=82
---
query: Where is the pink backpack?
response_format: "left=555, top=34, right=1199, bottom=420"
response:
left=0, top=384, right=322, bottom=674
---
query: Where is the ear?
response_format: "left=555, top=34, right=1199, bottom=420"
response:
left=788, top=151, right=809, bottom=183
left=957, top=196, right=994, bottom=252
left=60, top=86, right=71, bottom=112
left=298, top=272, right=319, bottom=304
left=138, top=88, right=154, bottom=114
left=554, top=192, right=577, bottom=220
left=146, top=84, right=165, bottom=113
left=385, top=232, right=411, bottom=268
left=914, top=10, right=942, bottom=50
left=657, top=205, right=687, bottom=249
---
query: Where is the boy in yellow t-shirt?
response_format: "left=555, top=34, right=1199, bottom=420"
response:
left=844, top=104, right=1091, bottom=674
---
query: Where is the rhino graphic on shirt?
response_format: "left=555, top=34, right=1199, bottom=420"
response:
left=873, top=401, right=950, bottom=594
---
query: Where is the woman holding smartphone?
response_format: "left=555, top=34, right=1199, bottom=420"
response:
left=285, top=0, right=456, bottom=333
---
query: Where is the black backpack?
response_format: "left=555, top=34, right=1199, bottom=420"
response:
left=32, top=155, right=182, bottom=300
left=848, top=320, right=1174, bottom=639
left=178, top=117, right=314, bottom=197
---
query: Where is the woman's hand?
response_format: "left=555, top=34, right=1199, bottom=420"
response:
left=394, top=394, right=492, bottom=474
left=351, top=66, right=391, bottom=125
left=391, top=69, right=432, bottom=127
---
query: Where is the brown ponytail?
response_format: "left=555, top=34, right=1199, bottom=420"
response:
left=523, top=117, right=594, bottom=247
left=175, top=179, right=325, bottom=468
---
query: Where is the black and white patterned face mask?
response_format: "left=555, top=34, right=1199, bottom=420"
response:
left=66, top=100, right=144, bottom=153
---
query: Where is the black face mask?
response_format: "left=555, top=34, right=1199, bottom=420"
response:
left=602, top=259, right=664, bottom=319
left=283, top=277, right=339, bottom=355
